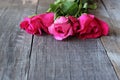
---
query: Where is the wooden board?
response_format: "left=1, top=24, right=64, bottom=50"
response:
left=93, top=0, right=120, bottom=79
left=0, top=0, right=38, bottom=80
left=27, top=0, right=119, bottom=80
left=28, top=36, right=119, bottom=80
left=0, top=0, right=119, bottom=80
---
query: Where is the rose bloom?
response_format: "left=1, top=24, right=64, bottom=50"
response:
left=37, top=12, right=54, bottom=34
left=20, top=16, right=42, bottom=35
left=48, top=16, right=74, bottom=40
left=77, top=13, right=109, bottom=39
left=20, top=12, right=54, bottom=35
left=68, top=16, right=80, bottom=35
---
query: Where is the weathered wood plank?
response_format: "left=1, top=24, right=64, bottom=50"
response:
left=28, top=0, right=118, bottom=80
left=0, top=0, right=38, bottom=80
left=29, top=36, right=119, bottom=80
left=92, top=0, right=120, bottom=79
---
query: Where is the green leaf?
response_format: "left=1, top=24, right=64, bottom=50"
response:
left=47, top=0, right=97, bottom=18
left=62, top=1, right=79, bottom=16
left=82, top=0, right=88, bottom=4
left=50, top=4, right=58, bottom=12
left=83, top=3, right=88, bottom=9
left=88, top=3, right=97, bottom=9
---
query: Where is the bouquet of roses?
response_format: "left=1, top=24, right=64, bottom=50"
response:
left=20, top=0, right=109, bottom=40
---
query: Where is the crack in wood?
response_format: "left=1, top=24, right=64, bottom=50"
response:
left=27, top=0, right=39, bottom=80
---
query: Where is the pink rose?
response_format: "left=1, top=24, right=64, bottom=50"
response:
left=68, top=16, right=80, bottom=35
left=20, top=16, right=42, bottom=35
left=77, top=13, right=109, bottom=39
left=48, top=16, right=73, bottom=40
left=37, top=12, right=54, bottom=33
left=20, top=12, right=54, bottom=35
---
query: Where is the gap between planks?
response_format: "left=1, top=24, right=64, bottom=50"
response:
left=99, top=0, right=120, bottom=79
left=27, top=0, right=39, bottom=80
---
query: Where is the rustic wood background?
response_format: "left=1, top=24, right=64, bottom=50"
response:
left=0, top=0, right=120, bottom=80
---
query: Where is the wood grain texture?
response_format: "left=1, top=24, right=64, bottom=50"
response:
left=0, top=0, right=38, bottom=80
left=0, top=0, right=119, bottom=80
left=27, top=1, right=118, bottom=80
left=28, top=36, right=118, bottom=80
left=93, top=0, right=120, bottom=79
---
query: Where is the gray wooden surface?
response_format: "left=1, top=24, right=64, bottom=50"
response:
left=0, top=0, right=120, bottom=80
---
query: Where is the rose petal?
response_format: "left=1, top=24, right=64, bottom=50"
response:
left=95, top=18, right=109, bottom=35
left=55, top=16, right=68, bottom=23
left=77, top=13, right=109, bottom=39
left=48, top=16, right=73, bottom=40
